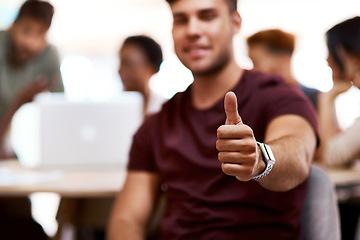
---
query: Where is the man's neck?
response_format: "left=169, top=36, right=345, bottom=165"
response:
left=284, top=70, right=299, bottom=87
left=191, top=59, right=243, bottom=110
left=279, top=63, right=299, bottom=86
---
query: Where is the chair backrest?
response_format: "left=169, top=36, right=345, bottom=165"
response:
left=301, top=164, right=341, bottom=240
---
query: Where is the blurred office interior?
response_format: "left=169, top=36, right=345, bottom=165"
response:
left=1, top=0, right=360, bottom=237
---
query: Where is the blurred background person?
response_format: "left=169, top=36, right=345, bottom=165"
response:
left=246, top=29, right=320, bottom=110
left=0, top=0, right=63, bottom=239
left=55, top=35, right=166, bottom=240
left=119, top=35, right=167, bottom=117
left=0, top=0, right=64, bottom=160
left=318, top=16, right=360, bottom=240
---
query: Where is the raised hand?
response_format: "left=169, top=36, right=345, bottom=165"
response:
left=216, top=92, right=265, bottom=181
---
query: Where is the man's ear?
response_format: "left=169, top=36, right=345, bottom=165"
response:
left=231, top=11, right=242, bottom=35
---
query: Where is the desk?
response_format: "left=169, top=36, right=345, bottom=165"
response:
left=0, top=159, right=127, bottom=239
left=0, top=159, right=127, bottom=197
left=327, top=167, right=360, bottom=187
left=326, top=167, right=360, bottom=202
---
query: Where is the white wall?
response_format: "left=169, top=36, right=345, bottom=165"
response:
left=1, top=0, right=360, bottom=125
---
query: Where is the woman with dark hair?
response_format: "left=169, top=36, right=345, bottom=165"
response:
left=319, top=16, right=360, bottom=166
left=119, top=35, right=166, bottom=117
left=318, top=16, right=360, bottom=240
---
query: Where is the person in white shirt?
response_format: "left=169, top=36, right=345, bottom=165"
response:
left=118, top=35, right=167, bottom=116
left=318, top=16, right=360, bottom=240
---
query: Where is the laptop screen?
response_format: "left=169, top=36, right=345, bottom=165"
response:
left=10, top=92, right=143, bottom=169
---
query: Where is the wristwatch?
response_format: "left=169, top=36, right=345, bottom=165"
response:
left=252, top=142, right=276, bottom=180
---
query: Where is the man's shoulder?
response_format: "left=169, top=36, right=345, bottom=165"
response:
left=235, top=70, right=288, bottom=98
left=0, top=30, right=6, bottom=41
left=0, top=31, right=7, bottom=58
left=162, top=89, right=188, bottom=109
left=143, top=90, right=188, bottom=127
left=242, top=69, right=285, bottom=87
left=40, top=44, right=60, bottom=60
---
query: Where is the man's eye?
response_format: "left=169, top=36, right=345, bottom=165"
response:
left=174, top=17, right=187, bottom=25
left=201, top=13, right=217, bottom=21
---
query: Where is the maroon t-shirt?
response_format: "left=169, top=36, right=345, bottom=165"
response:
left=128, top=70, right=318, bottom=240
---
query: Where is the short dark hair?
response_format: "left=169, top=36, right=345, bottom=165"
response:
left=165, top=0, right=237, bottom=12
left=122, top=35, right=163, bottom=73
left=247, top=29, right=295, bottom=55
left=326, top=16, right=360, bottom=73
left=16, top=0, right=54, bottom=29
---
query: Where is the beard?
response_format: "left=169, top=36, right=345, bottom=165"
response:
left=182, top=49, right=232, bottom=78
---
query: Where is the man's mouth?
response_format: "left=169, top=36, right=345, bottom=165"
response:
left=184, top=46, right=209, bottom=59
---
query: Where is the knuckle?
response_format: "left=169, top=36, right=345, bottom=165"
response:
left=217, top=126, right=225, bottom=138
left=216, top=140, right=222, bottom=150
left=221, top=163, right=233, bottom=176
left=218, top=152, right=224, bottom=162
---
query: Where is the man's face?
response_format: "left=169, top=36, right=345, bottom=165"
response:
left=119, top=44, right=154, bottom=92
left=248, top=44, right=280, bottom=75
left=9, top=16, right=48, bottom=64
left=170, top=0, right=240, bottom=75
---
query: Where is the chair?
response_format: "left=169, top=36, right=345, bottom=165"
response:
left=301, top=164, right=341, bottom=240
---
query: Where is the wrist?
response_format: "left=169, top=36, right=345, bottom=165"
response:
left=252, top=142, right=276, bottom=181
left=255, top=143, right=266, bottom=175
left=323, top=90, right=338, bottom=102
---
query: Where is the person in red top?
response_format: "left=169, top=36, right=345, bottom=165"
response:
left=107, top=0, right=318, bottom=239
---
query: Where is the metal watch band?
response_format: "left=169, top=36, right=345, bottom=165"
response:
left=252, top=142, right=276, bottom=180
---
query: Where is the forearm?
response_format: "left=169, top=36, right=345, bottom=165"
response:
left=107, top=172, right=159, bottom=240
left=0, top=100, right=22, bottom=142
left=107, top=217, right=144, bottom=240
left=318, top=92, right=339, bottom=149
left=324, top=119, right=360, bottom=166
left=258, top=136, right=314, bottom=192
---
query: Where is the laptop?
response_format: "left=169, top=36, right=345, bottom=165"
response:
left=10, top=92, right=143, bottom=169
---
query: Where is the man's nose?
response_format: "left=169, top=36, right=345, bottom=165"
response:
left=186, top=17, right=202, bottom=37
left=24, top=35, right=43, bottom=52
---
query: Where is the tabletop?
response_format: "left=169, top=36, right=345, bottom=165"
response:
left=326, top=167, right=360, bottom=187
left=0, top=159, right=127, bottom=197
left=326, top=166, right=360, bottom=201
left=1, top=159, right=360, bottom=197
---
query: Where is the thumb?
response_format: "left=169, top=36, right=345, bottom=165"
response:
left=224, top=91, right=242, bottom=125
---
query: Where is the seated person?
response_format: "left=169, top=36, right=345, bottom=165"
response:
left=0, top=0, right=64, bottom=159
left=318, top=16, right=360, bottom=240
left=119, top=35, right=167, bottom=116
left=107, top=0, right=318, bottom=239
left=247, top=29, right=319, bottom=110
left=0, top=1, right=63, bottom=239
left=319, top=16, right=360, bottom=167
left=55, top=36, right=166, bottom=240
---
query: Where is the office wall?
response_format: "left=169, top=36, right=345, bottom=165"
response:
left=1, top=0, right=360, bottom=126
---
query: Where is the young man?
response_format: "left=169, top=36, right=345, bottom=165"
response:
left=247, top=29, right=320, bottom=110
left=119, top=35, right=167, bottom=116
left=108, top=0, right=318, bottom=239
left=0, top=1, right=63, bottom=239
left=0, top=0, right=64, bottom=159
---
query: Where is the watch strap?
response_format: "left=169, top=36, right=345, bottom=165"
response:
left=252, top=142, right=276, bottom=180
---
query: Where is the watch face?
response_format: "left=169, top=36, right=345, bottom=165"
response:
left=252, top=142, right=276, bottom=180
left=263, top=144, right=276, bottom=163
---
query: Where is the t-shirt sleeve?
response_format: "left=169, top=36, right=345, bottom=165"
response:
left=261, top=78, right=319, bottom=138
left=127, top=116, right=158, bottom=172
